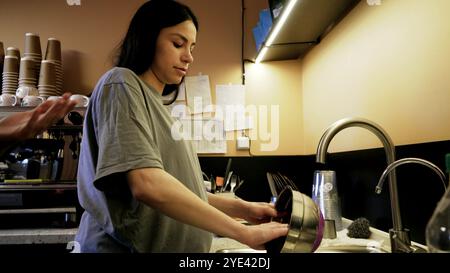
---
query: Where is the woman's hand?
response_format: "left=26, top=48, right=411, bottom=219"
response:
left=238, top=221, right=289, bottom=250
left=241, top=201, right=278, bottom=225
left=206, top=193, right=288, bottom=249
left=207, top=193, right=283, bottom=224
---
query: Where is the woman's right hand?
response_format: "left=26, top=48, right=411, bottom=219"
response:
left=238, top=221, right=289, bottom=250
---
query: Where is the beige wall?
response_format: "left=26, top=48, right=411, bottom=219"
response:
left=0, top=0, right=300, bottom=156
left=0, top=0, right=265, bottom=156
left=246, top=60, right=304, bottom=155
left=0, top=0, right=145, bottom=93
left=301, top=0, right=450, bottom=155
left=0, top=0, right=246, bottom=94
left=241, top=0, right=305, bottom=155
left=3, top=1, right=447, bottom=156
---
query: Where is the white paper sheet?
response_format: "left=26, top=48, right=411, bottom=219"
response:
left=215, top=84, right=252, bottom=131
left=185, top=75, right=213, bottom=114
left=176, top=81, right=186, bottom=101
left=173, top=117, right=226, bottom=154
left=195, top=118, right=226, bottom=154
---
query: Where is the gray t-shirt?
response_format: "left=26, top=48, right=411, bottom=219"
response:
left=75, top=67, right=212, bottom=253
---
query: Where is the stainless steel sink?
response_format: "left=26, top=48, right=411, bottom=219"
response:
left=314, top=245, right=389, bottom=253
left=216, top=248, right=266, bottom=253
left=216, top=246, right=389, bottom=253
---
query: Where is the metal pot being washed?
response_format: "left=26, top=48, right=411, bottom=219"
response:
left=266, top=187, right=324, bottom=253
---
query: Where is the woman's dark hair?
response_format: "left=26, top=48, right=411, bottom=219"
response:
left=116, top=0, right=198, bottom=104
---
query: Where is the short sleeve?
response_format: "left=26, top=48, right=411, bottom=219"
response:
left=91, top=80, right=163, bottom=191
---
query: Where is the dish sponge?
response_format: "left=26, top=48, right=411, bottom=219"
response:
left=347, top=217, right=371, bottom=239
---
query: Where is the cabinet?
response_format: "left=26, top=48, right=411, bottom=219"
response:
left=256, top=0, right=358, bottom=62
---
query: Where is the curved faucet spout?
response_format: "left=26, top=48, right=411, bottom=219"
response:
left=316, top=117, right=395, bottom=164
left=376, top=157, right=447, bottom=253
left=376, top=157, right=447, bottom=194
left=315, top=117, right=402, bottom=234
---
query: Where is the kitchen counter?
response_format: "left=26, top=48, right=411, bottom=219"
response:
left=0, top=228, right=77, bottom=245
left=0, top=226, right=244, bottom=252
left=2, top=219, right=426, bottom=253
left=209, top=218, right=428, bottom=253
left=210, top=236, right=249, bottom=253
left=0, top=228, right=243, bottom=252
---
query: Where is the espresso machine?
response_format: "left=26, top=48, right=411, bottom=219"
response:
left=3, top=138, right=65, bottom=182
left=0, top=109, right=84, bottom=229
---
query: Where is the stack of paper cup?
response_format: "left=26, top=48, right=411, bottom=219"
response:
left=23, top=33, right=42, bottom=85
left=38, top=60, right=58, bottom=98
left=16, top=56, right=39, bottom=99
left=44, top=38, right=63, bottom=95
left=2, top=55, right=19, bottom=96
left=6, top=47, right=21, bottom=76
left=6, top=47, right=20, bottom=62
left=1, top=55, right=19, bottom=106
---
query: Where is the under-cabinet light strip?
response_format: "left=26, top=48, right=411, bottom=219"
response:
left=255, top=0, right=299, bottom=63
left=255, top=47, right=269, bottom=64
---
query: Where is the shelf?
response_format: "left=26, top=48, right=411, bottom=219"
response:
left=260, top=42, right=316, bottom=62
left=0, top=207, right=76, bottom=215
left=256, top=0, right=358, bottom=62
left=0, top=106, right=86, bottom=119
left=0, top=227, right=78, bottom=245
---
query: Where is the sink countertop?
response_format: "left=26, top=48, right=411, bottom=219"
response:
left=209, top=217, right=428, bottom=253
left=210, top=236, right=249, bottom=253
left=0, top=218, right=427, bottom=252
left=0, top=227, right=246, bottom=252
left=339, top=218, right=428, bottom=252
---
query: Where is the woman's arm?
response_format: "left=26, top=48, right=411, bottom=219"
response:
left=207, top=192, right=246, bottom=219
left=127, top=167, right=287, bottom=250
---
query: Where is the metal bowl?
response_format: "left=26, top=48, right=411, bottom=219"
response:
left=265, top=187, right=324, bottom=253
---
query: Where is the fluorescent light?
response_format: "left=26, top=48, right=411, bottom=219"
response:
left=255, top=46, right=268, bottom=64
left=254, top=0, right=298, bottom=63
left=266, top=0, right=298, bottom=46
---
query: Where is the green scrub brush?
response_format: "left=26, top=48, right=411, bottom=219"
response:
left=347, top=217, right=371, bottom=239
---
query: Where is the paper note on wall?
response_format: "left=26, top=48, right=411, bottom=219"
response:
left=185, top=75, right=213, bottom=114
left=194, top=118, right=227, bottom=154
left=215, top=84, right=251, bottom=131
left=173, top=117, right=226, bottom=154
left=176, top=81, right=186, bottom=101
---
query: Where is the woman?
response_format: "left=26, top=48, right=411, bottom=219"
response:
left=75, top=0, right=287, bottom=253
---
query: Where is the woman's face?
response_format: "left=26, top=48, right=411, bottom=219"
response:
left=151, top=20, right=197, bottom=86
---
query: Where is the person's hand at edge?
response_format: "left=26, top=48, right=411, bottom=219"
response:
left=0, top=92, right=77, bottom=141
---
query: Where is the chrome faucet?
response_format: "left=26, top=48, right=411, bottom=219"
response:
left=376, top=157, right=447, bottom=253
left=315, top=117, right=405, bottom=252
